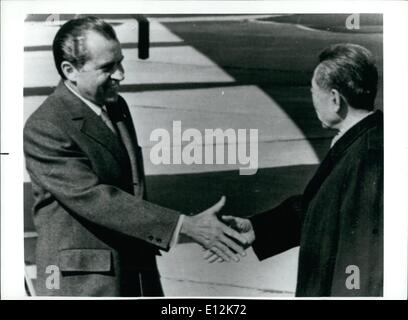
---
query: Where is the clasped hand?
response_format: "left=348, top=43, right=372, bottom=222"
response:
left=180, top=196, right=255, bottom=263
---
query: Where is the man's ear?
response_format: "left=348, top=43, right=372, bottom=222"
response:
left=330, top=88, right=348, bottom=119
left=61, top=61, right=79, bottom=82
left=330, top=88, right=342, bottom=114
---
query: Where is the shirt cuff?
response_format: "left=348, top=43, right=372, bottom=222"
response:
left=169, top=214, right=185, bottom=248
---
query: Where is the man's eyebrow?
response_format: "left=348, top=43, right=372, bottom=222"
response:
left=99, top=56, right=124, bottom=69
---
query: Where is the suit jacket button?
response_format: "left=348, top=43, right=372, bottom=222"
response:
left=148, top=235, right=154, bottom=241
left=156, top=238, right=162, bottom=243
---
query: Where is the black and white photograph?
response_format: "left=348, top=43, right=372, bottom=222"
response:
left=1, top=1, right=407, bottom=302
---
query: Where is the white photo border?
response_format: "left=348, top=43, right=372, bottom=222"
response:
left=1, top=0, right=407, bottom=299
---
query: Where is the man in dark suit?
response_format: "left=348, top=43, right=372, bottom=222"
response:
left=24, top=16, right=248, bottom=297
left=207, top=43, right=383, bottom=297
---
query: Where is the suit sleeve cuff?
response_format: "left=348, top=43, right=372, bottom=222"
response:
left=169, top=214, right=185, bottom=248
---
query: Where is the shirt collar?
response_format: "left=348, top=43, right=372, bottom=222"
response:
left=64, top=81, right=104, bottom=116
left=330, top=111, right=374, bottom=148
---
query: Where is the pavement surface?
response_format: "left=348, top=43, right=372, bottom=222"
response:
left=23, top=14, right=383, bottom=297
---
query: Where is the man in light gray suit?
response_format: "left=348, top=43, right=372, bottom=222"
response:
left=24, top=16, right=247, bottom=297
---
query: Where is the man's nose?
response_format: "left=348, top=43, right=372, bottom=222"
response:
left=111, top=64, right=125, bottom=81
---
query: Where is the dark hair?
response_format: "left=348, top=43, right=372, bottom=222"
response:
left=314, top=43, right=378, bottom=111
left=52, top=16, right=118, bottom=79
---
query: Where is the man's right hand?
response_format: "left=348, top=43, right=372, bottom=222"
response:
left=180, top=196, right=249, bottom=262
left=204, top=215, right=255, bottom=263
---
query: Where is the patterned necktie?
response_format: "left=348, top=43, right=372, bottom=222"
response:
left=100, top=106, right=118, bottom=135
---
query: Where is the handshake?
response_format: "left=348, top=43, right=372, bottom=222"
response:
left=179, top=196, right=255, bottom=263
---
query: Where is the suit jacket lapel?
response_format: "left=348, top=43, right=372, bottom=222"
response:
left=107, top=102, right=145, bottom=198
left=54, top=81, right=130, bottom=167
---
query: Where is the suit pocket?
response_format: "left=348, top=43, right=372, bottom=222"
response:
left=58, top=249, right=112, bottom=273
